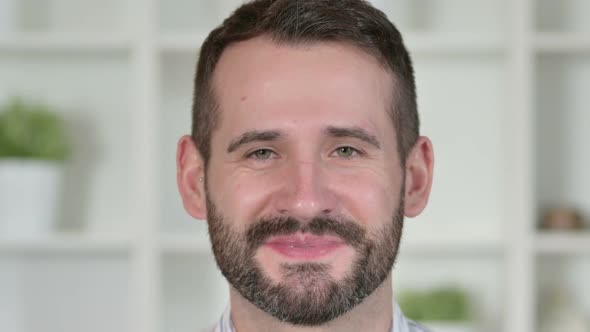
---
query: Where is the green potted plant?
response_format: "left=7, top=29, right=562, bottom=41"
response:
left=399, top=286, right=474, bottom=332
left=0, top=96, right=70, bottom=236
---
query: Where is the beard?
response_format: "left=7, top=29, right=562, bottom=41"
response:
left=205, top=188, right=404, bottom=326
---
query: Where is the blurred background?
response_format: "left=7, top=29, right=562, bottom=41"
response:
left=0, top=0, right=589, bottom=331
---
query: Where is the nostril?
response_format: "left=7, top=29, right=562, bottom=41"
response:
left=321, top=209, right=332, bottom=215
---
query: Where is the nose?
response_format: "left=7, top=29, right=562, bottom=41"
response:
left=273, top=158, right=339, bottom=222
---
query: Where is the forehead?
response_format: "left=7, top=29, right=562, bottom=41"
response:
left=211, top=37, right=395, bottom=136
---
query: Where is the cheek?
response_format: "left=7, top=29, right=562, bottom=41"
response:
left=333, top=170, right=401, bottom=228
left=208, top=167, right=282, bottom=227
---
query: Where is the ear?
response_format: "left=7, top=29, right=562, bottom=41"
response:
left=177, top=135, right=207, bottom=220
left=403, top=136, right=434, bottom=218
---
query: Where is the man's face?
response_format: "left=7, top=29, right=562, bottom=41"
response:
left=204, top=38, right=405, bottom=325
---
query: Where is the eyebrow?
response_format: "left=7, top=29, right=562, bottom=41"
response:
left=227, top=130, right=282, bottom=153
left=324, top=126, right=381, bottom=149
left=226, top=126, right=381, bottom=153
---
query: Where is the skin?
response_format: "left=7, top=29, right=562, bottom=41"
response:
left=177, top=37, right=434, bottom=332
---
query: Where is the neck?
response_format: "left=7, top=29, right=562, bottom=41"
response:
left=229, top=274, right=394, bottom=332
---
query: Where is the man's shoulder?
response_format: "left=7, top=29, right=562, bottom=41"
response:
left=394, top=301, right=433, bottom=332
left=201, top=325, right=216, bottom=332
left=406, top=319, right=434, bottom=332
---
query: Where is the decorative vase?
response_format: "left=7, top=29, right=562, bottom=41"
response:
left=0, top=159, right=64, bottom=237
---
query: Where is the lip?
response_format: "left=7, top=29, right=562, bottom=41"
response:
left=263, top=233, right=346, bottom=260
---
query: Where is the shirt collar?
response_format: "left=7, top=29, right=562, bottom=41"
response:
left=213, top=301, right=410, bottom=332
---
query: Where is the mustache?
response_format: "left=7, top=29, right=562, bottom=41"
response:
left=246, top=215, right=366, bottom=249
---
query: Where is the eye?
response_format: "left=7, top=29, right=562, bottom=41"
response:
left=247, top=148, right=276, bottom=161
left=334, top=146, right=359, bottom=158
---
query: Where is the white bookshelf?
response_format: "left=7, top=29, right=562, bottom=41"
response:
left=160, top=233, right=211, bottom=254
left=535, top=33, right=590, bottom=53
left=157, top=32, right=508, bottom=54
left=0, top=33, right=132, bottom=52
left=159, top=33, right=207, bottom=52
left=0, top=234, right=133, bottom=253
left=158, top=231, right=505, bottom=256
left=536, top=232, right=590, bottom=255
left=1, top=1, right=589, bottom=332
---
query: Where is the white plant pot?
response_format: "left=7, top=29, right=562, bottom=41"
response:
left=0, top=159, right=64, bottom=237
left=424, top=321, right=475, bottom=332
left=0, top=0, right=18, bottom=35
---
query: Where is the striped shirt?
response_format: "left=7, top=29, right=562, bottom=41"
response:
left=207, top=302, right=432, bottom=332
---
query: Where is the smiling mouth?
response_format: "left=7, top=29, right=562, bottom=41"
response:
left=263, top=233, right=346, bottom=260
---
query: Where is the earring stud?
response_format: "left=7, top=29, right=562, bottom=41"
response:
left=199, top=177, right=204, bottom=182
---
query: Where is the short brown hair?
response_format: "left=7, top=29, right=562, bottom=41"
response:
left=191, top=0, right=418, bottom=166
